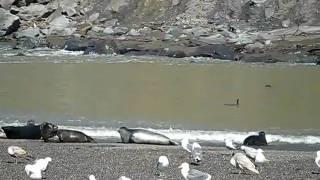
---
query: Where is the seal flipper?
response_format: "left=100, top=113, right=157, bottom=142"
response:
left=86, top=135, right=95, bottom=143
left=169, top=140, right=179, bottom=145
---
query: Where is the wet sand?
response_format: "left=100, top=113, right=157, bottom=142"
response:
left=0, top=139, right=319, bottom=180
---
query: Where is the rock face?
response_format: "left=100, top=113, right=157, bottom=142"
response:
left=0, top=0, right=16, bottom=10
left=0, top=8, right=20, bottom=36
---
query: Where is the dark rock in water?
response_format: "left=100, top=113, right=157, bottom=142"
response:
left=47, top=35, right=66, bottom=49
left=1, top=125, right=41, bottom=139
left=83, top=40, right=108, bottom=55
left=0, top=0, right=16, bottom=10
left=16, top=37, right=47, bottom=49
left=190, top=44, right=235, bottom=60
left=65, top=38, right=118, bottom=55
left=0, top=8, right=20, bottom=36
left=243, top=131, right=268, bottom=146
left=165, top=50, right=186, bottom=58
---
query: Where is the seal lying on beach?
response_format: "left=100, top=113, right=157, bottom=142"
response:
left=1, top=121, right=42, bottom=139
left=243, top=131, right=268, bottom=146
left=118, top=127, right=178, bottom=145
left=40, top=122, right=95, bottom=143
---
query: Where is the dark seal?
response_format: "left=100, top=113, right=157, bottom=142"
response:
left=1, top=121, right=42, bottom=139
left=243, top=131, right=268, bottom=146
left=118, top=127, right=178, bottom=145
left=40, top=122, right=94, bottom=143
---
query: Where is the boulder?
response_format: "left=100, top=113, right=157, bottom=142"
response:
left=113, top=27, right=128, bottom=35
left=245, top=42, right=265, bottom=53
left=0, top=0, right=15, bottom=10
left=64, top=38, right=118, bottom=55
left=103, top=27, right=114, bottom=35
left=0, top=8, right=20, bottom=36
left=48, top=15, right=74, bottom=35
left=18, top=3, right=54, bottom=20
left=127, top=29, right=140, bottom=36
left=190, top=44, right=235, bottom=60
left=15, top=27, right=40, bottom=38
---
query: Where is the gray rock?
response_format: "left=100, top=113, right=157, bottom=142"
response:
left=0, top=0, right=15, bottom=10
left=18, top=4, right=53, bottom=20
left=264, top=6, right=274, bottom=19
left=88, top=13, right=99, bottom=22
left=245, top=42, right=265, bottom=53
left=163, top=33, right=174, bottom=40
left=183, top=27, right=210, bottom=37
left=0, top=8, right=20, bottom=36
left=16, top=36, right=47, bottom=49
left=113, top=27, right=128, bottom=35
left=127, top=29, right=140, bottom=36
left=103, top=27, right=114, bottom=35
left=10, top=6, right=21, bottom=15
left=282, top=19, right=290, bottom=28
left=138, top=27, right=152, bottom=35
left=198, top=34, right=227, bottom=44
left=91, top=26, right=104, bottom=33
left=48, top=15, right=74, bottom=35
left=104, top=19, right=118, bottom=27
left=190, top=44, right=236, bottom=60
left=108, top=0, right=130, bottom=13
left=15, top=27, right=40, bottom=38
left=37, top=0, right=50, bottom=4
left=172, top=0, right=180, bottom=6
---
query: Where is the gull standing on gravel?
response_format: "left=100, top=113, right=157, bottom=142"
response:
left=179, top=162, right=211, bottom=180
left=181, top=138, right=202, bottom=165
left=35, top=157, right=52, bottom=172
left=88, top=175, right=96, bottom=180
left=255, top=149, right=269, bottom=163
left=240, top=145, right=261, bottom=159
left=118, top=176, right=131, bottom=180
left=25, top=164, right=42, bottom=179
left=225, top=139, right=239, bottom=150
left=8, top=146, right=33, bottom=164
left=230, top=153, right=259, bottom=174
left=156, top=155, right=169, bottom=177
left=315, top=151, right=320, bottom=167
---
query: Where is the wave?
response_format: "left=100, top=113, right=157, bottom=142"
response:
left=1, top=121, right=320, bottom=144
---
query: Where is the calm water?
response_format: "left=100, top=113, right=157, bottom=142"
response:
left=0, top=53, right=320, bottom=145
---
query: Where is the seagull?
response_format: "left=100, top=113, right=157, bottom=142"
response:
left=230, top=153, right=259, bottom=174
left=240, top=145, right=261, bottom=159
left=8, top=146, right=33, bottom=164
left=181, top=138, right=192, bottom=152
left=25, top=164, right=42, bottom=179
left=315, top=151, right=320, bottom=168
left=181, top=138, right=202, bottom=165
left=34, top=157, right=52, bottom=172
left=190, top=142, right=202, bottom=165
left=255, top=149, right=269, bottom=163
left=156, top=155, right=169, bottom=177
left=89, top=175, right=96, bottom=180
left=179, top=162, right=211, bottom=180
left=225, top=139, right=239, bottom=150
left=118, top=176, right=131, bottom=180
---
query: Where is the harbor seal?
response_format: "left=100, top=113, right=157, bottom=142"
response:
left=118, top=127, right=178, bottom=145
left=1, top=124, right=41, bottom=139
left=243, top=131, right=268, bottom=146
left=40, top=122, right=94, bottom=143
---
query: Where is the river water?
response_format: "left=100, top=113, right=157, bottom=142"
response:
left=0, top=48, right=320, bottom=147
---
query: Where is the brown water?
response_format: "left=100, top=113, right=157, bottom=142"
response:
left=0, top=61, right=319, bottom=131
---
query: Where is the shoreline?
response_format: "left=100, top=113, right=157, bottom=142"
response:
left=0, top=139, right=319, bottom=179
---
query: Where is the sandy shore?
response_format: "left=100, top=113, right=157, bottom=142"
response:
left=0, top=139, right=319, bottom=180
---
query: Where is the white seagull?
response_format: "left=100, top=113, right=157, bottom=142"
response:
left=181, top=138, right=202, bottom=164
left=156, top=155, right=169, bottom=177
left=225, top=139, right=239, bottom=150
left=35, top=157, right=52, bottom=172
left=8, top=146, right=33, bottom=164
left=255, top=149, right=269, bottom=163
left=315, top=151, right=320, bottom=168
left=230, top=153, right=259, bottom=174
left=179, top=162, right=211, bottom=180
left=190, top=142, right=202, bottom=165
left=25, top=164, right=42, bottom=179
left=240, top=145, right=262, bottom=159
left=88, top=175, right=96, bottom=180
left=118, top=176, right=131, bottom=180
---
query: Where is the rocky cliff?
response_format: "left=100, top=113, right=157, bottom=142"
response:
left=0, top=0, right=320, bottom=63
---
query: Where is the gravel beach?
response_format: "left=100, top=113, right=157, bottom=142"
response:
left=0, top=139, right=319, bottom=180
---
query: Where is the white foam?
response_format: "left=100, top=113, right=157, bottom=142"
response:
left=1, top=121, right=320, bottom=144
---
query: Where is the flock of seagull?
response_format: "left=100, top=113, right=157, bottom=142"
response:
left=6, top=138, right=320, bottom=179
